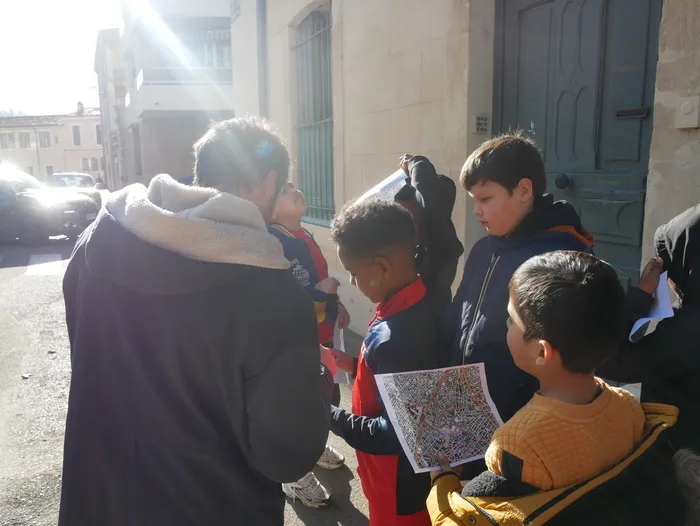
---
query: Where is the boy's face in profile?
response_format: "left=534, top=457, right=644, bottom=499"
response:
left=468, top=180, right=533, bottom=237
left=337, top=246, right=387, bottom=304
left=272, top=182, right=307, bottom=221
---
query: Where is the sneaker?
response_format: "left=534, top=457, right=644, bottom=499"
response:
left=282, top=472, right=332, bottom=508
left=316, top=444, right=345, bottom=470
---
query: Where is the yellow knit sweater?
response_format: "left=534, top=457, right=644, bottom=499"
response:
left=485, top=380, right=645, bottom=490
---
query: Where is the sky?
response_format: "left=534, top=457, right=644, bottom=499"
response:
left=0, top=0, right=122, bottom=116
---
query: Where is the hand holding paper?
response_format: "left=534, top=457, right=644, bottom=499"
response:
left=629, top=271, right=675, bottom=341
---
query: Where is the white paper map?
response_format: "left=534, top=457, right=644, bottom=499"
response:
left=356, top=169, right=406, bottom=203
left=375, top=364, right=503, bottom=473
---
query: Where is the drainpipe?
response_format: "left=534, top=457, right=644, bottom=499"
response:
left=256, top=0, right=268, bottom=117
left=32, top=127, right=41, bottom=174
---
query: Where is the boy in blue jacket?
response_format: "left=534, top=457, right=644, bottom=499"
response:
left=447, top=133, right=594, bottom=476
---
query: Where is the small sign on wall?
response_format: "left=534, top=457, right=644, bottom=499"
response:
left=231, top=0, right=241, bottom=22
left=472, top=114, right=491, bottom=135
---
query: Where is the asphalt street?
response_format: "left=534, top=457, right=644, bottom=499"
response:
left=0, top=239, right=369, bottom=526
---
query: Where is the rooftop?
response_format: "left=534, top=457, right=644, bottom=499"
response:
left=0, top=108, right=100, bottom=129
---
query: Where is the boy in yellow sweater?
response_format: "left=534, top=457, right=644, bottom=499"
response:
left=431, top=251, right=644, bottom=496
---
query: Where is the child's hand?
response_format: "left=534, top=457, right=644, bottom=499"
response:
left=338, top=303, right=351, bottom=329
left=430, top=454, right=462, bottom=483
left=329, top=348, right=354, bottom=373
left=399, top=154, right=414, bottom=175
left=320, top=345, right=338, bottom=378
left=316, top=277, right=340, bottom=294
left=638, top=257, right=664, bottom=295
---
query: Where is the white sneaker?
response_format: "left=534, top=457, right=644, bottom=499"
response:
left=282, top=472, right=332, bottom=508
left=316, top=444, right=345, bottom=470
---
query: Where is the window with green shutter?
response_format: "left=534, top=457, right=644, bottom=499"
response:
left=294, top=3, right=334, bottom=225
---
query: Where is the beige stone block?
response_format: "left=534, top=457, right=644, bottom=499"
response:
left=387, top=0, right=452, bottom=54
left=231, top=0, right=260, bottom=115
left=655, top=55, right=700, bottom=94
left=342, top=4, right=392, bottom=70
left=343, top=113, right=374, bottom=156
left=343, top=62, right=383, bottom=115
left=343, top=154, right=368, bottom=201
left=344, top=104, right=421, bottom=158
left=658, top=0, right=700, bottom=56
left=341, top=0, right=387, bottom=33
left=421, top=38, right=447, bottom=103
left=267, top=31, right=294, bottom=140
left=371, top=105, right=422, bottom=155
left=418, top=101, right=446, bottom=153
left=343, top=50, right=423, bottom=114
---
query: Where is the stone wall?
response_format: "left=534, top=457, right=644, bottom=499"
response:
left=643, top=0, right=700, bottom=260
left=228, top=0, right=499, bottom=331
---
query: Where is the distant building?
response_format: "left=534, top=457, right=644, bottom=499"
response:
left=94, top=0, right=234, bottom=187
left=0, top=103, right=105, bottom=182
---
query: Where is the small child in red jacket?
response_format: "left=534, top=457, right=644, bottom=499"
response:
left=329, top=199, right=440, bottom=526
left=269, top=182, right=350, bottom=509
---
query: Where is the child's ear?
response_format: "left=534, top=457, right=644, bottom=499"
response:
left=375, top=256, right=392, bottom=278
left=536, top=339, right=555, bottom=366
left=516, top=178, right=534, bottom=202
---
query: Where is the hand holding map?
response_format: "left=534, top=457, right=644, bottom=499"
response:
left=375, top=364, right=503, bottom=473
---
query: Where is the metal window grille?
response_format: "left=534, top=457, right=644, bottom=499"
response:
left=294, top=5, right=334, bottom=224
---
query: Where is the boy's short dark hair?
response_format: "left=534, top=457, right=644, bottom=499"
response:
left=460, top=133, right=546, bottom=196
left=193, top=116, right=290, bottom=194
left=330, top=199, right=416, bottom=259
left=509, top=251, right=626, bottom=374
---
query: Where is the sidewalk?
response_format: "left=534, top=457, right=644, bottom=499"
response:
left=283, top=330, right=370, bottom=525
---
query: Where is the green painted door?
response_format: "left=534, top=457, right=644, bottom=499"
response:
left=495, top=0, right=662, bottom=285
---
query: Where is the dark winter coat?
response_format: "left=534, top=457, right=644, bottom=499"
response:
left=599, top=203, right=700, bottom=453
left=395, top=156, right=464, bottom=311
left=59, top=175, right=333, bottom=526
left=446, top=195, right=594, bottom=478
left=448, top=195, right=595, bottom=419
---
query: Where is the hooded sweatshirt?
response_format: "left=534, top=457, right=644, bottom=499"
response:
left=59, top=175, right=333, bottom=526
left=599, top=203, right=700, bottom=452
left=447, top=195, right=594, bottom=472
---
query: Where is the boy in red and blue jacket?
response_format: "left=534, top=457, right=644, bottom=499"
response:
left=329, top=199, right=441, bottom=526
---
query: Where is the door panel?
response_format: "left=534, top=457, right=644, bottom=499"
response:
left=496, top=0, right=662, bottom=284
left=0, top=189, right=18, bottom=241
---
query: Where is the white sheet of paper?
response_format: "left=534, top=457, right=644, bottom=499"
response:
left=376, top=364, right=503, bottom=473
left=618, top=383, right=642, bottom=401
left=356, top=169, right=406, bottom=203
left=333, top=326, right=351, bottom=385
left=629, top=272, right=674, bottom=341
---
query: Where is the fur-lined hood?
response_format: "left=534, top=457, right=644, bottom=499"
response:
left=105, top=174, right=289, bottom=270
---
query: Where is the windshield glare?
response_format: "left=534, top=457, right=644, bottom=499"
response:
left=50, top=174, right=94, bottom=188
left=0, top=168, right=44, bottom=193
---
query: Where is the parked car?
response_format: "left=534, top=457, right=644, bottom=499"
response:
left=0, top=165, right=100, bottom=244
left=48, top=172, right=103, bottom=208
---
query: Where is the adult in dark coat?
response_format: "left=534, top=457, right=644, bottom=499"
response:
left=59, top=117, right=334, bottom=526
left=600, top=203, right=700, bottom=453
